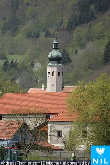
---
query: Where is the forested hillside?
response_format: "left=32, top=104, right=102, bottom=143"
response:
left=0, top=0, right=110, bottom=90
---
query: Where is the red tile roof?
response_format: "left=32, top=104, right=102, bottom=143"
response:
left=0, top=120, right=23, bottom=140
left=0, top=91, right=69, bottom=114
left=49, top=111, right=79, bottom=122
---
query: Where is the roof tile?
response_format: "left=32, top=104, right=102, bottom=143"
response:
left=49, top=111, right=79, bottom=122
left=0, top=91, right=68, bottom=114
left=0, top=120, right=23, bottom=140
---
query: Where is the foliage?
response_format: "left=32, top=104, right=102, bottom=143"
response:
left=0, top=79, right=24, bottom=96
left=93, top=0, right=110, bottom=13
left=104, top=40, right=110, bottom=64
left=67, top=73, right=110, bottom=149
left=0, top=0, right=109, bottom=88
left=65, top=123, right=87, bottom=151
left=3, top=60, right=18, bottom=72
left=67, top=0, right=110, bottom=31
left=62, top=49, right=72, bottom=65
left=0, top=146, right=6, bottom=160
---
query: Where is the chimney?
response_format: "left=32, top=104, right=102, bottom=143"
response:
left=42, top=84, right=45, bottom=91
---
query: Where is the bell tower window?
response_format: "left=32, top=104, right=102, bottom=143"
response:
left=58, top=72, right=60, bottom=76
left=48, top=72, right=50, bottom=77
left=52, top=39, right=59, bottom=49
left=52, top=71, right=54, bottom=76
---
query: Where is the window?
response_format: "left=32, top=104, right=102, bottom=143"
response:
left=58, top=72, right=60, bottom=76
left=82, top=129, right=87, bottom=138
left=48, top=72, right=50, bottom=77
left=57, top=130, right=62, bottom=137
left=52, top=71, right=54, bottom=76
left=46, top=114, right=50, bottom=119
left=53, top=43, right=58, bottom=49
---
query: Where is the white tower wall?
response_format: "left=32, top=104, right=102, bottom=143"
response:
left=47, top=64, right=63, bottom=92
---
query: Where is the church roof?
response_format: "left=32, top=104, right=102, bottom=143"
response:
left=48, top=49, right=62, bottom=59
left=0, top=86, right=78, bottom=124
left=48, top=39, right=63, bottom=64
left=0, top=91, right=69, bottom=114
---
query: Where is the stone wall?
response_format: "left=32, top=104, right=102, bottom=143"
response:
left=2, top=114, right=46, bottom=130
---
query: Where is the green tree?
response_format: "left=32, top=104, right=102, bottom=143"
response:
left=104, top=40, right=110, bottom=64
left=62, top=49, right=72, bottom=65
left=0, top=146, right=6, bottom=160
left=0, top=80, right=24, bottom=96
left=93, top=0, right=110, bottom=13
left=67, top=73, right=110, bottom=150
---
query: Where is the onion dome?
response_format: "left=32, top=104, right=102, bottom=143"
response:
left=48, top=39, right=63, bottom=64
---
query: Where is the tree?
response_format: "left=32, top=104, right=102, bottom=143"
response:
left=67, top=73, right=110, bottom=150
left=93, top=0, right=110, bottom=13
left=0, top=146, right=6, bottom=160
left=62, top=49, right=72, bottom=65
left=0, top=80, right=24, bottom=96
left=104, top=40, right=110, bottom=64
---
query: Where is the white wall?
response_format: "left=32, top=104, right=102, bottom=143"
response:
left=47, top=64, right=63, bottom=92
left=48, top=121, right=72, bottom=148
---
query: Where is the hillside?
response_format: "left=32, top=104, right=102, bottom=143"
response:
left=0, top=0, right=110, bottom=89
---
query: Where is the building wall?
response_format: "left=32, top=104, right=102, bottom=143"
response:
left=2, top=114, right=46, bottom=130
left=48, top=122, right=88, bottom=150
left=47, top=64, right=63, bottom=92
left=48, top=121, right=72, bottom=148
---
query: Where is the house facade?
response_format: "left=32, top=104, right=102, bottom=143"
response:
left=48, top=112, right=79, bottom=149
left=48, top=121, right=72, bottom=149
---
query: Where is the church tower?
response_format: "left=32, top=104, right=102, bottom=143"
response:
left=47, top=39, right=63, bottom=92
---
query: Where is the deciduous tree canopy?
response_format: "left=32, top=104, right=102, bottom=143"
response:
left=67, top=73, right=110, bottom=149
